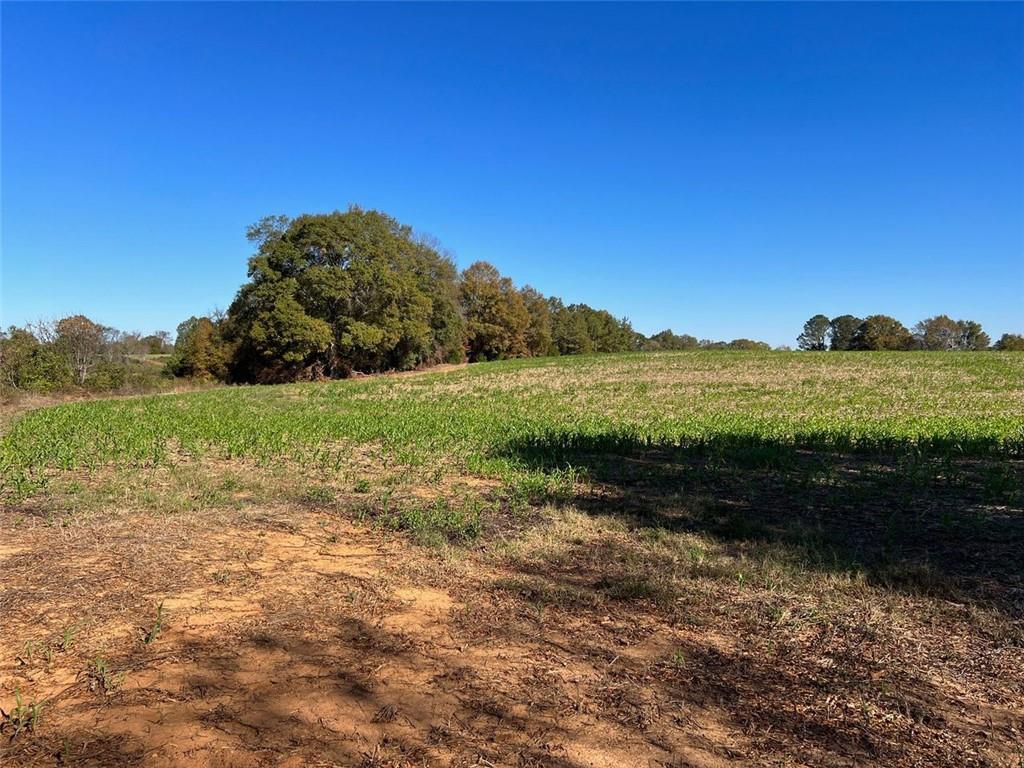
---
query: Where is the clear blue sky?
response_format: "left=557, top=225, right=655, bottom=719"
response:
left=2, top=2, right=1022, bottom=346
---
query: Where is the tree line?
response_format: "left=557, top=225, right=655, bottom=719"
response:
left=797, top=314, right=1023, bottom=352
left=6, top=206, right=1021, bottom=395
left=164, top=207, right=775, bottom=383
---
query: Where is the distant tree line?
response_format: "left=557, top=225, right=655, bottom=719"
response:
left=640, top=330, right=771, bottom=351
left=165, top=207, right=777, bottom=383
left=797, top=314, right=1022, bottom=352
left=0, top=316, right=172, bottom=393
left=11, top=207, right=1018, bottom=395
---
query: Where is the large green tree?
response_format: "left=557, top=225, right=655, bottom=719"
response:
left=797, top=314, right=831, bottom=351
left=828, top=315, right=861, bottom=351
left=459, top=261, right=530, bottom=361
left=580, top=305, right=636, bottom=352
left=226, top=207, right=464, bottom=380
left=852, top=315, right=914, bottom=351
left=547, top=302, right=637, bottom=355
left=549, top=298, right=592, bottom=355
left=166, top=316, right=233, bottom=379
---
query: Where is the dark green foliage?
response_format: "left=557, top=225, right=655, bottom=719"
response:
left=828, top=315, right=861, bottom=351
left=187, top=206, right=769, bottom=378
left=852, top=315, right=915, bottom=351
left=644, top=330, right=699, bottom=351
left=225, top=207, right=465, bottom=380
left=0, top=327, right=72, bottom=391
left=520, top=286, right=555, bottom=357
left=548, top=301, right=636, bottom=355
left=152, top=206, right=660, bottom=381
left=549, top=298, right=592, bottom=355
left=809, top=314, right=995, bottom=352
left=994, top=333, right=1024, bottom=351
left=241, top=281, right=333, bottom=366
left=797, top=314, right=830, bottom=351
left=582, top=306, right=636, bottom=352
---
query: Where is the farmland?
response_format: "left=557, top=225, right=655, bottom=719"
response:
left=1, top=351, right=1022, bottom=767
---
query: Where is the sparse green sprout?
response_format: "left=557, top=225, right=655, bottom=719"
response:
left=59, top=624, right=79, bottom=652
left=144, top=601, right=165, bottom=645
left=1, top=689, right=44, bottom=739
left=87, top=657, right=123, bottom=693
left=304, top=485, right=335, bottom=504
left=20, top=640, right=39, bottom=665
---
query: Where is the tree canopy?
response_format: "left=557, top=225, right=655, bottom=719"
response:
left=459, top=261, right=530, bottom=362
left=994, top=333, right=1024, bottom=351
left=852, top=315, right=915, bottom=351
left=225, top=207, right=465, bottom=381
left=797, top=315, right=831, bottom=351
left=828, top=315, right=861, bottom=351
left=166, top=316, right=231, bottom=380
left=6, top=200, right=1022, bottom=398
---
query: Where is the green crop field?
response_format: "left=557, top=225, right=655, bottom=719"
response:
left=2, top=351, right=1023, bottom=767
left=4, top=350, right=1023, bottom=491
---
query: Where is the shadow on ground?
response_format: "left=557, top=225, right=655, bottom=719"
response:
left=1, top=618, right=587, bottom=768
left=497, top=432, right=1024, bottom=619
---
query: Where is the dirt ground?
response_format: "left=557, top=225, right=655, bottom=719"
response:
left=0, top=504, right=709, bottom=767
left=1, top=487, right=1022, bottom=768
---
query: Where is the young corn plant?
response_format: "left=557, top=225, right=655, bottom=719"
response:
left=143, top=601, right=165, bottom=645
left=0, top=690, right=44, bottom=740
left=86, top=657, right=123, bottom=694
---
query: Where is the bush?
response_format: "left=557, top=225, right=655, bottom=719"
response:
left=0, top=328, right=72, bottom=392
left=994, top=333, right=1024, bottom=351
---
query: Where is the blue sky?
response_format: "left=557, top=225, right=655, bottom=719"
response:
left=2, top=2, right=1022, bottom=346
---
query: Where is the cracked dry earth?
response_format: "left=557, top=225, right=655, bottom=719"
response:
left=0, top=506, right=740, bottom=768
left=1, top=501, right=1022, bottom=767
